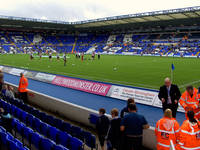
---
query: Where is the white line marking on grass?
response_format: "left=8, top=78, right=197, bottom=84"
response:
left=180, top=79, right=200, bottom=89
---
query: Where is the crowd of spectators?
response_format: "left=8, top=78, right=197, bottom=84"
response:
left=96, top=98, right=149, bottom=150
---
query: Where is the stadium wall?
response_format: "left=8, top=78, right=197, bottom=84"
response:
left=5, top=81, right=157, bottom=150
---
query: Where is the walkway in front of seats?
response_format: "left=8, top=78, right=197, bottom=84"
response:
left=4, top=73, right=185, bottom=126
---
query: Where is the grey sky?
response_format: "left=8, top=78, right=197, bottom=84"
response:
left=0, top=0, right=199, bottom=22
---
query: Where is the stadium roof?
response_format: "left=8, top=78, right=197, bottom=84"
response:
left=1, top=6, right=200, bottom=32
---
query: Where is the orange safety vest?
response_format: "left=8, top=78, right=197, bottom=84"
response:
left=155, top=117, right=180, bottom=150
left=179, top=88, right=200, bottom=120
left=18, top=75, right=28, bottom=93
left=178, top=120, right=200, bottom=150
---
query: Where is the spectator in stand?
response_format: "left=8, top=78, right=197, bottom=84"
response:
left=120, top=103, right=149, bottom=150
left=5, top=85, right=15, bottom=99
left=0, top=69, right=4, bottom=93
left=107, top=108, right=121, bottom=150
left=96, top=108, right=110, bottom=150
left=120, top=98, right=135, bottom=118
left=158, top=77, right=181, bottom=118
left=18, top=73, right=28, bottom=103
left=0, top=108, right=13, bottom=133
left=155, top=109, right=180, bottom=150
left=178, top=111, right=200, bottom=150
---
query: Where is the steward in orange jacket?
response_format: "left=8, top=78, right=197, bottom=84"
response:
left=18, top=73, right=28, bottom=102
left=155, top=109, right=180, bottom=150
left=179, top=85, right=200, bottom=120
left=178, top=111, right=200, bottom=150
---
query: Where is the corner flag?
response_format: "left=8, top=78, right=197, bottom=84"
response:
left=171, top=64, right=175, bottom=71
left=171, top=63, right=175, bottom=82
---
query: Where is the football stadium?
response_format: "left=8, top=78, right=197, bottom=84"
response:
left=0, top=1, right=200, bottom=150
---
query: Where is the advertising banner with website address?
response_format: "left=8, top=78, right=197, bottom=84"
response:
left=107, top=85, right=184, bottom=112
left=52, top=76, right=111, bottom=96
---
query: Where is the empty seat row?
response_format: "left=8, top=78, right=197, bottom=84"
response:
left=0, top=126, right=29, bottom=150
left=0, top=98, right=96, bottom=149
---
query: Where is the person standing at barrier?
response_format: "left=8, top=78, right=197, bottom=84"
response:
left=18, top=73, right=28, bottom=103
left=96, top=108, right=110, bottom=150
left=155, top=109, right=180, bottom=150
left=0, top=69, right=4, bottom=93
left=120, top=98, right=135, bottom=118
left=178, top=111, right=200, bottom=150
left=179, top=85, right=200, bottom=120
left=158, top=77, right=181, bottom=118
left=107, top=108, right=121, bottom=150
left=120, top=103, right=149, bottom=150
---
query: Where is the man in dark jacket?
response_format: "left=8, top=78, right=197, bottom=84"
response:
left=107, top=108, right=121, bottom=150
left=96, top=108, right=110, bottom=150
left=158, top=77, right=181, bottom=118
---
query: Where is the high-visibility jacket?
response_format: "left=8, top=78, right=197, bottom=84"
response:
left=179, top=88, right=200, bottom=120
left=178, top=120, right=200, bottom=150
left=155, top=117, right=180, bottom=150
left=18, top=75, right=28, bottom=93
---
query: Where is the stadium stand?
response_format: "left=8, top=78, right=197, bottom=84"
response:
left=0, top=91, right=96, bottom=150
left=0, top=30, right=200, bottom=57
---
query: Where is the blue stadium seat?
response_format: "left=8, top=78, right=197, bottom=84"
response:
left=31, top=132, right=42, bottom=149
left=49, top=126, right=59, bottom=142
left=89, top=114, right=98, bottom=125
left=22, top=127, right=33, bottom=145
left=57, top=131, right=72, bottom=148
left=71, top=126, right=83, bottom=139
left=21, top=111, right=28, bottom=124
left=54, top=144, right=69, bottom=150
left=40, top=122, right=50, bottom=136
left=8, top=139, right=17, bottom=150
left=83, top=131, right=96, bottom=149
left=70, top=137, right=83, bottom=150
left=54, top=118, right=63, bottom=130
left=46, top=115, right=55, bottom=126
left=40, top=138, right=55, bottom=150
left=62, top=122, right=71, bottom=134
left=33, top=118, right=41, bottom=133
left=26, top=114, right=34, bottom=127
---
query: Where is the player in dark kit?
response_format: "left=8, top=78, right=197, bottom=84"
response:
left=63, top=53, right=67, bottom=66
left=98, top=52, right=100, bottom=60
left=49, top=52, right=52, bottom=61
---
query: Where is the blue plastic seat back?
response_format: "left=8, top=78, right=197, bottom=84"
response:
left=31, top=132, right=42, bottom=149
left=70, top=137, right=83, bottom=150
left=71, top=126, right=83, bottom=139
left=89, top=114, right=98, bottom=125
left=23, top=127, right=33, bottom=140
left=26, top=114, right=34, bottom=127
left=46, top=115, right=55, bottom=126
left=8, top=139, right=17, bottom=150
left=40, top=122, right=49, bottom=137
left=49, top=126, right=58, bottom=142
left=21, top=112, right=28, bottom=124
left=16, top=121, right=25, bottom=134
left=54, top=118, right=63, bottom=130
left=54, top=144, right=69, bottom=150
left=57, top=131, right=71, bottom=148
left=0, top=132, right=8, bottom=145
left=39, top=112, right=47, bottom=122
left=33, top=118, right=41, bottom=133
left=61, top=122, right=71, bottom=134
left=83, top=131, right=96, bottom=148
left=40, top=138, right=55, bottom=150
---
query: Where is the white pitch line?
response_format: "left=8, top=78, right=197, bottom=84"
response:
left=179, top=79, right=200, bottom=88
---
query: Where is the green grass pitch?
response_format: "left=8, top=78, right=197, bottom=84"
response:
left=0, top=54, right=200, bottom=92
